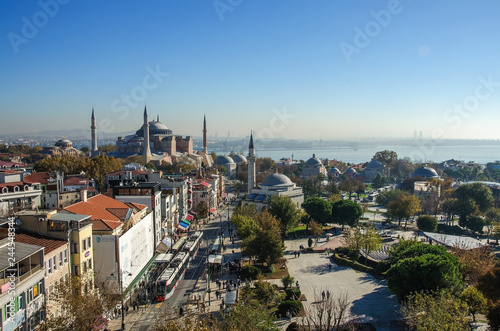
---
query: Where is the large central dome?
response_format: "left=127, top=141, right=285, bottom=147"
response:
left=136, top=119, right=173, bottom=137
left=260, top=173, right=293, bottom=187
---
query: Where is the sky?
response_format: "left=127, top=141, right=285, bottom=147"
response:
left=1, top=1, right=500, bottom=141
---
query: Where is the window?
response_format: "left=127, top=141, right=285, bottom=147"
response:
left=71, top=242, right=77, bottom=253
left=44, top=262, right=47, bottom=277
left=48, top=259, right=52, bottom=274
left=83, top=261, right=87, bottom=273
left=82, top=239, right=86, bottom=251
left=88, top=259, right=92, bottom=270
left=53, top=256, right=57, bottom=271
left=59, top=252, right=63, bottom=266
left=64, top=249, right=68, bottom=263
left=87, top=237, right=91, bottom=249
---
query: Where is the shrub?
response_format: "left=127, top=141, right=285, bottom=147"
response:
left=285, top=288, right=301, bottom=301
left=241, top=265, right=261, bottom=280
left=281, top=275, right=294, bottom=289
left=417, top=215, right=438, bottom=232
left=277, top=300, right=303, bottom=317
left=286, top=322, right=299, bottom=331
left=348, top=250, right=360, bottom=261
left=333, top=254, right=379, bottom=275
left=376, top=260, right=391, bottom=273
left=437, top=224, right=464, bottom=235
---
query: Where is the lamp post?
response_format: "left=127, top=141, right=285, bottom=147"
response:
left=112, top=269, right=132, bottom=331
left=206, top=239, right=211, bottom=305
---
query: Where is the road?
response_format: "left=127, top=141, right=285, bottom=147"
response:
left=127, top=203, right=234, bottom=331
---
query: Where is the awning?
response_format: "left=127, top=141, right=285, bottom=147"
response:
left=186, top=214, right=194, bottom=221
left=222, top=193, right=226, bottom=197
left=188, top=189, right=192, bottom=194
left=182, top=220, right=191, bottom=225
left=201, top=182, right=210, bottom=187
left=179, top=222, right=188, bottom=228
left=210, top=208, right=215, bottom=213
left=188, top=200, right=193, bottom=204
left=189, top=211, right=196, bottom=215
left=162, top=237, right=172, bottom=247
left=177, top=226, right=187, bottom=232
left=208, top=254, right=223, bottom=264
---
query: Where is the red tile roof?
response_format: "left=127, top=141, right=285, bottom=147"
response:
left=63, top=176, right=90, bottom=186
left=106, top=170, right=147, bottom=176
left=14, top=232, right=67, bottom=254
left=91, top=219, right=123, bottom=231
left=64, top=194, right=147, bottom=221
left=24, top=172, right=52, bottom=184
left=0, top=160, right=26, bottom=168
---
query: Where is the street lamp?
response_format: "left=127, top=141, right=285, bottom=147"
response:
left=111, top=269, right=132, bottom=331
left=206, top=239, right=211, bottom=305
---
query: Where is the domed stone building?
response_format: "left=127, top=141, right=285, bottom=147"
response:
left=364, top=160, right=385, bottom=181
left=301, top=154, right=326, bottom=178
left=344, top=167, right=357, bottom=178
left=115, top=107, right=193, bottom=157
left=40, top=139, right=82, bottom=156
left=214, top=155, right=236, bottom=178
left=329, top=166, right=341, bottom=179
left=245, top=137, right=304, bottom=210
left=412, top=166, right=439, bottom=179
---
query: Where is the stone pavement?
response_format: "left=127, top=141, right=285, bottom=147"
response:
left=276, top=234, right=402, bottom=331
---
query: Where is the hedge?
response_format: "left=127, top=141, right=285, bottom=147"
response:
left=240, top=265, right=261, bottom=280
left=277, top=300, right=303, bottom=317
left=333, top=254, right=380, bottom=275
left=285, top=288, right=301, bottom=301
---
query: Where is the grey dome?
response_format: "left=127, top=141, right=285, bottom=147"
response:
left=345, top=167, right=357, bottom=174
left=232, top=154, right=247, bottom=163
left=412, top=166, right=439, bottom=178
left=329, top=167, right=340, bottom=173
left=55, top=139, right=72, bottom=147
left=305, top=154, right=322, bottom=166
left=367, top=160, right=384, bottom=169
left=215, top=155, right=235, bottom=165
left=136, top=120, right=173, bottom=136
left=260, top=173, right=293, bottom=186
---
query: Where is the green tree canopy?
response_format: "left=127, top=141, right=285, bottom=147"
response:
left=386, top=192, right=421, bottom=227
left=302, top=197, right=331, bottom=225
left=454, top=182, right=494, bottom=216
left=416, top=215, right=438, bottom=232
left=267, top=195, right=300, bottom=239
left=331, top=199, right=363, bottom=230
left=387, top=253, right=464, bottom=302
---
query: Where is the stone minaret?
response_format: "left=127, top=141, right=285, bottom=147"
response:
left=203, top=114, right=207, bottom=154
left=143, top=105, right=151, bottom=162
left=91, top=107, right=97, bottom=154
left=247, top=132, right=256, bottom=193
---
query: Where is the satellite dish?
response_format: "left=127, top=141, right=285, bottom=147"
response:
left=15, top=219, right=21, bottom=226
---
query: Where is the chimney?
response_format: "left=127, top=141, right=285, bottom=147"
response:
left=80, top=190, right=88, bottom=202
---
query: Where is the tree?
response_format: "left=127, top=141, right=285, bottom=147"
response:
left=80, top=146, right=90, bottom=154
left=98, top=144, right=116, bottom=153
left=467, top=215, right=486, bottom=234
left=386, top=193, right=421, bottom=228
left=450, top=246, right=496, bottom=286
left=302, top=289, right=355, bottom=331
left=232, top=204, right=258, bottom=219
left=372, top=150, right=397, bottom=168
left=486, top=301, right=500, bottom=331
left=460, top=286, right=487, bottom=322
left=371, top=173, right=388, bottom=189
left=281, top=275, right=295, bottom=289
left=302, top=197, right=331, bottom=225
left=246, top=227, right=284, bottom=266
left=195, top=201, right=209, bottom=219
left=441, top=198, right=459, bottom=224
left=454, top=182, right=494, bottom=223
left=331, top=199, right=363, bottom=231
left=386, top=253, right=463, bottom=302
left=40, top=275, right=119, bottom=331
left=416, top=215, right=438, bottom=232
left=338, top=176, right=358, bottom=199
left=267, top=195, right=300, bottom=240
left=401, top=291, right=469, bottom=331
left=309, top=220, right=323, bottom=245
left=477, top=267, right=500, bottom=302
left=376, top=189, right=402, bottom=206
left=219, top=302, right=279, bottom=331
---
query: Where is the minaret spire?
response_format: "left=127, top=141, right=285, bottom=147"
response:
left=203, top=114, right=207, bottom=154
left=91, top=107, right=97, bottom=154
left=157, top=114, right=159, bottom=122
left=247, top=131, right=256, bottom=193
left=143, top=105, right=151, bottom=162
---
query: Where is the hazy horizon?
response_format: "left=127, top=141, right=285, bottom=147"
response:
left=1, top=1, right=500, bottom=140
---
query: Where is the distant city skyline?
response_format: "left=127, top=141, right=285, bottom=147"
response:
left=1, top=1, right=500, bottom=140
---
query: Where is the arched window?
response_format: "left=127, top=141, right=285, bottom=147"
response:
left=2, top=187, right=7, bottom=194
left=14, top=186, right=19, bottom=192
left=24, top=185, right=29, bottom=191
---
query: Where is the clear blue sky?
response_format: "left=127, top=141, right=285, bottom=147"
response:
left=1, top=1, right=500, bottom=140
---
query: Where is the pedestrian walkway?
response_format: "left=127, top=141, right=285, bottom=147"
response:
left=106, top=303, right=152, bottom=331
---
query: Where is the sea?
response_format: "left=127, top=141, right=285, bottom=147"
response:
left=218, top=144, right=500, bottom=164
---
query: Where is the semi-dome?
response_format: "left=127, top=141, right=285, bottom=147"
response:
left=305, top=154, right=322, bottom=166
left=215, top=155, right=235, bottom=165
left=260, top=173, right=293, bottom=186
left=329, top=167, right=340, bottom=173
left=344, top=167, right=357, bottom=174
left=135, top=120, right=173, bottom=137
left=366, top=160, right=384, bottom=169
left=232, top=154, right=247, bottom=163
left=412, top=166, right=439, bottom=179
left=55, top=139, right=72, bottom=148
